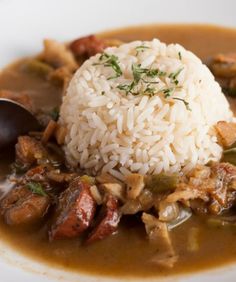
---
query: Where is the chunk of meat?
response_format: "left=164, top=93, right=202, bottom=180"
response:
left=0, top=90, right=33, bottom=112
left=46, top=169, right=78, bottom=183
left=215, top=121, right=236, bottom=147
left=50, top=178, right=96, bottom=240
left=208, top=53, right=236, bottom=96
left=209, top=162, right=236, bottom=213
left=15, top=136, right=47, bottom=165
left=125, top=173, right=145, bottom=200
left=0, top=186, right=50, bottom=225
left=188, top=164, right=211, bottom=179
left=86, top=195, right=120, bottom=244
left=142, top=213, right=178, bottom=268
left=25, top=165, right=46, bottom=178
left=41, top=39, right=78, bottom=71
left=166, top=165, right=213, bottom=204
left=167, top=163, right=236, bottom=215
left=166, top=186, right=209, bottom=203
left=70, top=35, right=106, bottom=59
left=24, top=165, right=48, bottom=185
left=209, top=53, right=236, bottom=78
left=190, top=199, right=208, bottom=215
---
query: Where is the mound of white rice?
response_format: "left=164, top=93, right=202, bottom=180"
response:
left=59, top=39, right=233, bottom=180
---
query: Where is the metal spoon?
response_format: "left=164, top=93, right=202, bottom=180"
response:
left=0, top=98, right=40, bottom=149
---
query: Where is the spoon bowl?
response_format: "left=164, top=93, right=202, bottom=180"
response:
left=0, top=99, right=40, bottom=149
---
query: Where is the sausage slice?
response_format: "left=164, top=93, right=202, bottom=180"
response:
left=50, top=177, right=96, bottom=240
left=86, top=195, right=120, bottom=244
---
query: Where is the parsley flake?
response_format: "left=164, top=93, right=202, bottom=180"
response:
left=135, top=45, right=150, bottom=55
left=162, top=87, right=175, bottom=98
left=26, top=182, right=48, bottom=197
left=94, top=52, right=122, bottom=80
left=173, top=97, right=191, bottom=111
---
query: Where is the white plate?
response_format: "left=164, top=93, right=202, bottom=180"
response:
left=0, top=0, right=236, bottom=281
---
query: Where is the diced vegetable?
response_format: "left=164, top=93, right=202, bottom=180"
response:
left=158, top=202, right=179, bottom=222
left=101, top=183, right=125, bottom=201
left=80, top=175, right=95, bottom=185
left=21, top=59, right=53, bottom=78
left=145, top=173, right=179, bottom=193
left=41, top=120, right=58, bottom=144
left=90, top=185, right=103, bottom=205
left=120, top=189, right=154, bottom=215
left=142, top=213, right=178, bottom=268
left=215, top=121, right=236, bottom=148
left=41, top=39, right=77, bottom=70
left=167, top=206, right=192, bottom=230
left=125, top=174, right=145, bottom=199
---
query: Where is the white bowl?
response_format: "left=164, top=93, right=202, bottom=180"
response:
left=0, top=0, right=235, bottom=281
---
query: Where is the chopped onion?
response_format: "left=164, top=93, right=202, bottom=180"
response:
left=167, top=206, right=192, bottom=230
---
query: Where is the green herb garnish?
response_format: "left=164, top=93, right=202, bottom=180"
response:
left=135, top=45, right=150, bottom=55
left=178, top=52, right=182, bottom=60
left=115, top=60, right=187, bottom=109
left=162, top=87, right=175, bottom=98
left=94, top=52, right=122, bottom=80
left=26, top=182, right=48, bottom=197
left=169, top=67, right=184, bottom=80
left=117, top=64, right=167, bottom=95
left=143, top=84, right=156, bottom=96
left=169, top=67, right=184, bottom=85
left=135, top=45, right=150, bottom=51
left=132, top=64, right=166, bottom=82
left=173, top=97, right=191, bottom=111
left=117, top=81, right=136, bottom=96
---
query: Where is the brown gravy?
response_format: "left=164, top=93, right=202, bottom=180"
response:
left=1, top=24, right=236, bottom=278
